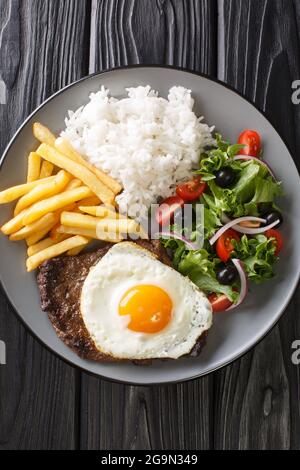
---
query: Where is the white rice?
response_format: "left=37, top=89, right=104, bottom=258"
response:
left=62, top=85, right=214, bottom=219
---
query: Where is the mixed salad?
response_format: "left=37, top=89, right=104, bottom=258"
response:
left=156, top=130, right=284, bottom=312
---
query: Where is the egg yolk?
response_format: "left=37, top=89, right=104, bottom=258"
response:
left=119, top=284, right=173, bottom=333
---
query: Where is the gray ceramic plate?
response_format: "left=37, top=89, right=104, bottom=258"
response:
left=1, top=66, right=300, bottom=385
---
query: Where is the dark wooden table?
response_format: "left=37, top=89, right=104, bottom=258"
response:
left=0, top=0, right=299, bottom=450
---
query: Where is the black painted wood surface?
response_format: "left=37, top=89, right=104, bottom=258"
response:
left=0, top=0, right=299, bottom=450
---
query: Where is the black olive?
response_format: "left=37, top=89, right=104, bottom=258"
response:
left=215, top=167, right=236, bottom=188
left=217, top=264, right=238, bottom=285
left=257, top=202, right=273, bottom=216
left=264, top=210, right=283, bottom=227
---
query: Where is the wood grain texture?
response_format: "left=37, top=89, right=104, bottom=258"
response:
left=90, top=0, right=217, bottom=74
left=80, top=0, right=217, bottom=451
left=0, top=0, right=91, bottom=449
left=214, top=0, right=300, bottom=450
left=81, top=376, right=213, bottom=450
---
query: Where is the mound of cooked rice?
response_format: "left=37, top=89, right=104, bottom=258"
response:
left=62, top=85, right=213, bottom=218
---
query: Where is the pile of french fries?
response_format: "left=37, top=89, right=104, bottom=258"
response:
left=0, top=123, right=145, bottom=272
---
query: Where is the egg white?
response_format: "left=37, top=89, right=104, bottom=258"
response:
left=80, top=242, right=213, bottom=360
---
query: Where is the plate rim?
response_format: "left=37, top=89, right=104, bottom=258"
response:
left=0, top=64, right=299, bottom=386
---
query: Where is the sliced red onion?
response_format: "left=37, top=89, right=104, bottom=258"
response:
left=226, top=259, right=248, bottom=311
left=220, top=213, right=280, bottom=235
left=233, top=155, right=277, bottom=181
left=209, top=216, right=267, bottom=245
left=232, top=219, right=280, bottom=234
left=159, top=231, right=198, bottom=250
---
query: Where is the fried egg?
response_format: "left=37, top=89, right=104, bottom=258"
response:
left=80, top=242, right=212, bottom=360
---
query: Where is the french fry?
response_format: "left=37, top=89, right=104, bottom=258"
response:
left=1, top=208, right=29, bottom=235
left=49, top=222, right=63, bottom=241
left=33, top=122, right=56, bottom=146
left=22, top=186, right=93, bottom=225
left=48, top=203, right=77, bottom=240
left=56, top=202, right=77, bottom=214
left=67, top=246, right=85, bottom=256
left=14, top=170, right=72, bottom=215
left=26, top=228, right=52, bottom=246
left=79, top=205, right=126, bottom=219
left=57, top=225, right=122, bottom=242
left=65, top=178, right=82, bottom=190
left=0, top=175, right=55, bottom=204
left=77, top=196, right=101, bottom=207
left=9, top=213, right=57, bottom=241
left=27, top=152, right=41, bottom=182
left=67, top=238, right=91, bottom=256
left=97, top=217, right=137, bottom=234
left=39, top=226, right=69, bottom=244
left=55, top=137, right=122, bottom=195
left=40, top=161, right=54, bottom=178
left=25, top=211, right=64, bottom=245
left=57, top=225, right=95, bottom=237
left=61, top=212, right=101, bottom=231
left=27, top=237, right=56, bottom=257
left=37, top=143, right=115, bottom=205
left=61, top=211, right=138, bottom=234
left=26, top=235, right=89, bottom=272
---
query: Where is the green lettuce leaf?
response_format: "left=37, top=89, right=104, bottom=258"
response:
left=178, top=249, right=218, bottom=276
left=188, top=271, right=238, bottom=302
left=161, top=238, right=238, bottom=302
left=203, top=204, right=222, bottom=238
left=197, top=134, right=245, bottom=181
left=232, top=234, right=277, bottom=283
left=197, top=135, right=283, bottom=224
left=231, top=162, right=260, bottom=203
left=207, top=180, right=245, bottom=217
left=178, top=249, right=238, bottom=302
left=203, top=161, right=282, bottom=220
left=244, top=177, right=283, bottom=216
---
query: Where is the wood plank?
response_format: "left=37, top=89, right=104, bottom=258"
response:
left=81, top=0, right=217, bottom=450
left=81, top=377, right=213, bottom=450
left=214, top=0, right=300, bottom=449
left=89, top=0, right=217, bottom=74
left=0, top=0, right=91, bottom=449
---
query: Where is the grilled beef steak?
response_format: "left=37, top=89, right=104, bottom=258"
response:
left=37, top=240, right=208, bottom=362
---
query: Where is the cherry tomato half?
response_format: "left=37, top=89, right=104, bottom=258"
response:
left=216, top=229, right=240, bottom=263
left=265, top=229, right=283, bottom=256
left=155, top=195, right=184, bottom=227
left=237, top=130, right=261, bottom=157
left=176, top=176, right=207, bottom=202
left=208, top=293, right=233, bottom=312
